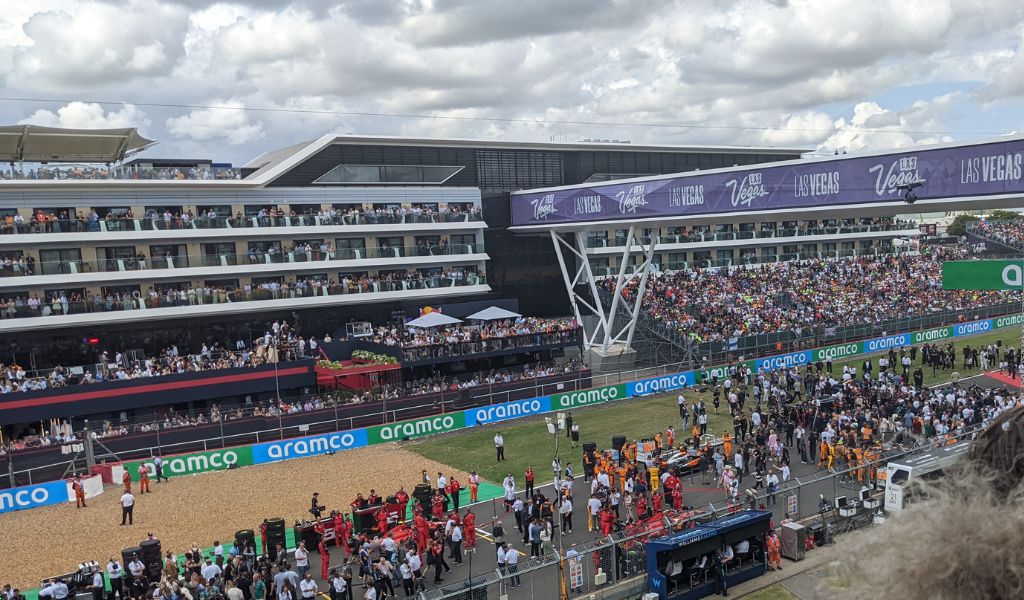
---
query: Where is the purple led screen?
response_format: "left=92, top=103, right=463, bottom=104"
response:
left=510, top=137, right=1024, bottom=226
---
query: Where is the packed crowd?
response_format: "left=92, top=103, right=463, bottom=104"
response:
left=0, top=270, right=483, bottom=319
left=0, top=359, right=592, bottom=452
left=0, top=204, right=481, bottom=236
left=370, top=317, right=579, bottom=349
left=0, top=164, right=240, bottom=181
left=607, top=247, right=1014, bottom=342
left=687, top=338, right=1021, bottom=510
left=969, top=219, right=1024, bottom=250
left=0, top=320, right=311, bottom=396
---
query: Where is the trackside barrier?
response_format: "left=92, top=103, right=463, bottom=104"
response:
left=7, top=315, right=1020, bottom=513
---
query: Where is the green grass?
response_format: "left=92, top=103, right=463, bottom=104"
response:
left=407, top=327, right=1020, bottom=483
left=408, top=391, right=733, bottom=484
left=740, top=583, right=800, bottom=600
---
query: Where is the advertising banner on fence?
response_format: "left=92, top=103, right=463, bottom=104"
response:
left=465, top=397, right=549, bottom=427
left=0, top=479, right=70, bottom=514
left=368, top=413, right=466, bottom=444
left=628, top=372, right=696, bottom=396
left=942, top=260, right=1024, bottom=290
left=754, top=350, right=812, bottom=372
left=127, top=447, right=254, bottom=481
left=912, top=326, right=954, bottom=344
left=251, top=429, right=369, bottom=465
left=994, top=314, right=1024, bottom=329
left=550, top=384, right=628, bottom=409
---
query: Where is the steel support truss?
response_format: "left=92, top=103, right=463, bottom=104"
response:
left=550, top=225, right=657, bottom=354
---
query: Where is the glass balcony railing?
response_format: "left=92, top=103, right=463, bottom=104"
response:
left=0, top=210, right=484, bottom=235
left=0, top=274, right=487, bottom=320
left=0, top=244, right=482, bottom=278
left=585, top=222, right=917, bottom=248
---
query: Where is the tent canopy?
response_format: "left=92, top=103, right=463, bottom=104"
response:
left=405, top=312, right=463, bottom=328
left=466, top=306, right=522, bottom=321
left=0, top=125, right=157, bottom=163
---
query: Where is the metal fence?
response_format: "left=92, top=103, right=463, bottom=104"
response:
left=420, top=425, right=980, bottom=599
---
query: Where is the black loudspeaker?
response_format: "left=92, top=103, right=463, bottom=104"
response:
left=807, top=522, right=830, bottom=546
left=139, top=539, right=161, bottom=560
left=611, top=435, right=627, bottom=451
left=413, top=483, right=434, bottom=515
left=582, top=442, right=597, bottom=454
left=235, top=529, right=256, bottom=551
left=121, top=547, right=142, bottom=567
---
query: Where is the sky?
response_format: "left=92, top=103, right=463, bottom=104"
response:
left=1, top=0, right=1023, bottom=166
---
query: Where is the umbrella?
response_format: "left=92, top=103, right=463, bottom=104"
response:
left=465, top=306, right=522, bottom=321
left=405, top=312, right=463, bottom=328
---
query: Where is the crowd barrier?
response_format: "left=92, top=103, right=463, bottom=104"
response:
left=2, top=313, right=1020, bottom=516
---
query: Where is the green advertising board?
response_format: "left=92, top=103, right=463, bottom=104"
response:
left=550, top=384, right=628, bottom=410
left=942, top=260, right=1024, bottom=290
left=126, top=447, right=254, bottom=481
left=367, top=413, right=466, bottom=444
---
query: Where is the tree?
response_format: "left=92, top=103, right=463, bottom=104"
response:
left=986, top=209, right=1023, bottom=221
left=947, top=214, right=980, bottom=237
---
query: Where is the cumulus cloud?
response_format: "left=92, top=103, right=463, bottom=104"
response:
left=18, top=102, right=151, bottom=131
left=0, top=0, right=1020, bottom=163
left=7, top=0, right=188, bottom=89
left=165, top=99, right=265, bottom=145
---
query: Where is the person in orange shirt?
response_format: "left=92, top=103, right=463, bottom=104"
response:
left=766, top=530, right=782, bottom=571
left=138, top=464, right=150, bottom=493
left=722, top=433, right=733, bottom=459
left=72, top=477, right=87, bottom=508
left=469, top=471, right=480, bottom=503
left=666, top=426, right=675, bottom=450
left=122, top=469, right=132, bottom=494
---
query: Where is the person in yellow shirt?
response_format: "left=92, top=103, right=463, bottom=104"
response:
left=826, top=443, right=836, bottom=470
left=649, top=465, right=660, bottom=492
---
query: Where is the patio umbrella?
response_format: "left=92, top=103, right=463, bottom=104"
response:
left=405, top=312, right=463, bottom=328
left=465, top=306, right=523, bottom=321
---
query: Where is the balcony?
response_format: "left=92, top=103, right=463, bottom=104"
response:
left=399, top=329, right=583, bottom=366
left=0, top=209, right=484, bottom=236
left=585, top=223, right=919, bottom=258
left=0, top=244, right=486, bottom=286
left=0, top=274, right=490, bottom=332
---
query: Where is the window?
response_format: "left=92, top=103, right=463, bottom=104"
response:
left=475, top=150, right=563, bottom=190
left=101, top=284, right=141, bottom=297
left=196, top=205, right=233, bottom=217
left=451, top=234, right=476, bottom=251
left=96, top=246, right=138, bottom=272
left=150, top=244, right=188, bottom=268
left=203, top=242, right=239, bottom=266
left=36, top=248, right=81, bottom=275
left=313, top=164, right=464, bottom=184
left=204, top=278, right=239, bottom=289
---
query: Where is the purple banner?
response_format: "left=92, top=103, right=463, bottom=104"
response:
left=510, top=137, right=1024, bottom=226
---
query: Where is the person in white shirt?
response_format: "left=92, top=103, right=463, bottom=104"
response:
left=494, top=432, right=505, bottom=461
left=106, top=559, right=124, bottom=598
left=450, top=524, right=464, bottom=564
left=587, top=496, right=602, bottom=532
left=504, top=543, right=520, bottom=587
left=559, top=497, right=573, bottom=535
left=119, top=491, right=135, bottom=525
left=294, top=542, right=309, bottom=578
left=298, top=573, right=318, bottom=600
left=38, top=580, right=68, bottom=600
left=201, top=558, right=221, bottom=582
left=128, top=556, right=145, bottom=578
left=496, top=543, right=507, bottom=572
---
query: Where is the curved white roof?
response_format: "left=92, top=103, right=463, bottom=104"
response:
left=0, top=125, right=156, bottom=163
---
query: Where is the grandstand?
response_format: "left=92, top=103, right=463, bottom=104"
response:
left=4, top=126, right=1024, bottom=600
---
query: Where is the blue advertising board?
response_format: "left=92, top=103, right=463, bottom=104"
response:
left=0, top=479, right=69, bottom=514
left=251, top=428, right=368, bottom=465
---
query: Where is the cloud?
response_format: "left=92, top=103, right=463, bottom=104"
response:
left=165, top=99, right=265, bottom=145
left=18, top=102, right=151, bottom=131
left=0, top=0, right=1020, bottom=164
left=7, top=0, right=188, bottom=89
